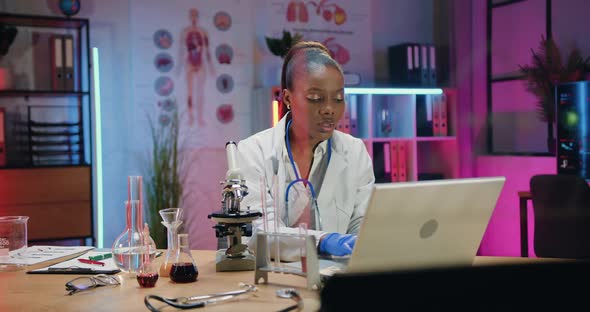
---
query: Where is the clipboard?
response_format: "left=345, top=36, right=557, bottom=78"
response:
left=28, top=267, right=120, bottom=275
left=27, top=251, right=121, bottom=275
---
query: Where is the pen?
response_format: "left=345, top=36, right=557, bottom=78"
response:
left=78, top=258, right=105, bottom=266
left=89, top=253, right=112, bottom=261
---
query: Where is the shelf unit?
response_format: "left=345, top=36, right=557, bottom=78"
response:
left=343, top=87, right=459, bottom=183
left=0, top=13, right=93, bottom=244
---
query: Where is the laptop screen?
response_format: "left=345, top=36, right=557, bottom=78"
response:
left=346, top=176, right=505, bottom=273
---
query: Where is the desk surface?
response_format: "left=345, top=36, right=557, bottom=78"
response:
left=0, top=250, right=572, bottom=312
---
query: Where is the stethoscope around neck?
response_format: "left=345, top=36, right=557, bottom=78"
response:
left=284, top=118, right=331, bottom=231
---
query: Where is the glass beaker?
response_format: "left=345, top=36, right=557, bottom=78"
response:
left=112, top=200, right=156, bottom=273
left=0, top=216, right=29, bottom=272
left=159, top=207, right=183, bottom=277
left=169, top=233, right=198, bottom=283
left=137, top=223, right=159, bottom=288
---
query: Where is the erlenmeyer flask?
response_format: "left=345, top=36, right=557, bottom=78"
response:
left=169, top=233, right=198, bottom=283
left=137, top=223, right=159, bottom=288
left=159, top=208, right=183, bottom=277
left=112, top=200, right=157, bottom=273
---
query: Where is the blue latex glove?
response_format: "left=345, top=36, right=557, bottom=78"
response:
left=319, top=233, right=356, bottom=257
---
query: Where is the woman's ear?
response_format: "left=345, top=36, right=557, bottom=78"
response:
left=282, top=89, right=292, bottom=110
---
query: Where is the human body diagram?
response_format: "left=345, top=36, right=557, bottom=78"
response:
left=178, top=8, right=215, bottom=127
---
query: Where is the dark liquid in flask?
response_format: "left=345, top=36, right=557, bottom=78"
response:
left=170, top=263, right=198, bottom=283
left=137, top=272, right=159, bottom=288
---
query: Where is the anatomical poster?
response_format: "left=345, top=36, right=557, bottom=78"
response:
left=257, top=0, right=373, bottom=85
left=131, top=0, right=255, bottom=148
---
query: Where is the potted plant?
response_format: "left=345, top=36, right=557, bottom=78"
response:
left=144, top=110, right=187, bottom=249
left=265, top=30, right=303, bottom=59
left=519, top=36, right=590, bottom=153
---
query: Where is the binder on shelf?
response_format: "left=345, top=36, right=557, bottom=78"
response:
left=349, top=95, right=358, bottom=137
left=416, top=95, right=433, bottom=136
left=337, top=111, right=351, bottom=134
left=63, top=35, right=75, bottom=91
left=0, top=107, right=6, bottom=167
left=50, top=35, right=65, bottom=91
left=433, top=95, right=441, bottom=136
left=390, top=141, right=399, bottom=182
left=372, top=142, right=391, bottom=183
left=383, top=142, right=391, bottom=179
left=388, top=43, right=415, bottom=85
left=428, top=45, right=437, bottom=86
left=398, top=141, right=408, bottom=182
left=421, top=45, right=429, bottom=86
left=413, top=44, right=421, bottom=85
left=439, top=93, right=448, bottom=136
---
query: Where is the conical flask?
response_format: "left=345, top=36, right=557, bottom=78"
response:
left=169, top=233, right=198, bottom=283
left=112, top=200, right=156, bottom=273
left=159, top=207, right=183, bottom=277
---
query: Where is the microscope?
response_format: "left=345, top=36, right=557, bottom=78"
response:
left=208, top=141, right=262, bottom=272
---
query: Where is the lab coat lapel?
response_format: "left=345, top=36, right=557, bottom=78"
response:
left=317, top=146, right=347, bottom=231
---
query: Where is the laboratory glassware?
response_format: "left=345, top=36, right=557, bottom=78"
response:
left=169, top=233, right=198, bottom=283
left=158, top=207, right=183, bottom=277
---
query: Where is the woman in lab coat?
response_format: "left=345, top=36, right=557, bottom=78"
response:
left=239, top=41, right=375, bottom=261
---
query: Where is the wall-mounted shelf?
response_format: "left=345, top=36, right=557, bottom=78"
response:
left=341, top=87, right=459, bottom=183
left=0, top=90, right=90, bottom=97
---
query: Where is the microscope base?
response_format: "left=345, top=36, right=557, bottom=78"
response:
left=215, top=250, right=256, bottom=272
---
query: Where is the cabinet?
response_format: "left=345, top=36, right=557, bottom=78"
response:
left=0, top=13, right=93, bottom=243
left=342, top=87, right=459, bottom=182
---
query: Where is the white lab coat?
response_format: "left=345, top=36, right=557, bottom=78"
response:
left=238, top=114, right=375, bottom=261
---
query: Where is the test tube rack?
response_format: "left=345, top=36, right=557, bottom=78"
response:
left=254, top=232, right=321, bottom=291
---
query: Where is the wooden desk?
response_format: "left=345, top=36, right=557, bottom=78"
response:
left=518, top=191, right=532, bottom=257
left=0, top=251, right=571, bottom=311
left=0, top=250, right=320, bottom=312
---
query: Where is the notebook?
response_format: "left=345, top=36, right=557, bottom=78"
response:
left=320, top=176, right=505, bottom=276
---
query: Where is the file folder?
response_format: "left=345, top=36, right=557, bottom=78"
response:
left=421, top=45, right=429, bottom=86
left=63, top=35, right=75, bottom=91
left=398, top=141, right=408, bottom=182
left=390, top=141, right=399, bottom=182
left=429, top=45, right=437, bottom=86
left=433, top=95, right=441, bottom=136
left=50, top=35, right=64, bottom=91
left=439, top=94, right=448, bottom=136
left=388, top=43, right=415, bottom=85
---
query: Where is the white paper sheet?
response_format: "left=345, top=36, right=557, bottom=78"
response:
left=0, top=245, right=94, bottom=265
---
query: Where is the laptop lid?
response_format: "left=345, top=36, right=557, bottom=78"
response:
left=346, top=176, right=505, bottom=273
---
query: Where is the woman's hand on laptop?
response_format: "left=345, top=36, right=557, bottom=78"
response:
left=319, top=233, right=357, bottom=257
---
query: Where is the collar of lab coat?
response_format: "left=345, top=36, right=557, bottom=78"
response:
left=271, top=113, right=348, bottom=230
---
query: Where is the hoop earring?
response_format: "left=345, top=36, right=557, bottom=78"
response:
left=286, top=104, right=291, bottom=110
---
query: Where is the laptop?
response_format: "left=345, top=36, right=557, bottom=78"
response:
left=320, top=176, right=505, bottom=276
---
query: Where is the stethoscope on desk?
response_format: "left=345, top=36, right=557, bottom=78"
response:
left=284, top=118, right=331, bottom=231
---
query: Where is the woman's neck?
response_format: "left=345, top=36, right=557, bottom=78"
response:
left=288, top=122, right=320, bottom=156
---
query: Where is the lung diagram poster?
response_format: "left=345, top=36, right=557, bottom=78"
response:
left=258, top=0, right=373, bottom=85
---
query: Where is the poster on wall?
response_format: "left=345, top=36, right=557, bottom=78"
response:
left=131, top=0, right=255, bottom=249
left=131, top=0, right=254, bottom=148
left=257, top=0, right=373, bottom=86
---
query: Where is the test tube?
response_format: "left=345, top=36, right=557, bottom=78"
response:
left=260, top=176, right=268, bottom=233
left=272, top=174, right=280, bottom=266
left=299, top=223, right=308, bottom=273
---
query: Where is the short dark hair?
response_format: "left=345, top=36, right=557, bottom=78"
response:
left=280, top=41, right=343, bottom=91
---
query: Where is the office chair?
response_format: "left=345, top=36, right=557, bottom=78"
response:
left=530, top=174, right=590, bottom=258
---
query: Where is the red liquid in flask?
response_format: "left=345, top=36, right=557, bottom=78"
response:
left=170, top=263, right=198, bottom=283
left=137, top=272, right=159, bottom=288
